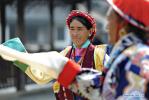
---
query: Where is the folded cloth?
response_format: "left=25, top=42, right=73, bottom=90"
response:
left=0, top=38, right=81, bottom=87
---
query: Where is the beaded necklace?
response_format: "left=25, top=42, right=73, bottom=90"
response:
left=71, top=47, right=88, bottom=66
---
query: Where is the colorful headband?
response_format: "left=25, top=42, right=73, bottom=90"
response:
left=66, top=10, right=96, bottom=41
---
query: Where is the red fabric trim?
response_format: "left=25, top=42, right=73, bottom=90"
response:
left=107, top=0, right=149, bottom=31
left=57, top=60, right=81, bottom=88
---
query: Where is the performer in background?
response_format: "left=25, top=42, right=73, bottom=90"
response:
left=101, top=0, right=149, bottom=99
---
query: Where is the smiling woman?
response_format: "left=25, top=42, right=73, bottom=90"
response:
left=52, top=10, right=109, bottom=100
left=69, top=17, right=92, bottom=48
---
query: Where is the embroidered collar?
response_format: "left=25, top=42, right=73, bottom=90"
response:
left=73, top=39, right=91, bottom=48
left=105, top=33, right=142, bottom=69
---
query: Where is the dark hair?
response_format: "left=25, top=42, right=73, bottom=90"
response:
left=69, top=16, right=92, bottom=30
left=127, top=23, right=148, bottom=44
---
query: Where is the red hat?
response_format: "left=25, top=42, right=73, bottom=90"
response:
left=107, top=0, right=149, bottom=32
left=66, top=10, right=96, bottom=41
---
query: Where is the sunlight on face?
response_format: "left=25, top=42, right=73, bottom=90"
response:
left=69, top=19, right=90, bottom=48
left=106, top=8, right=121, bottom=45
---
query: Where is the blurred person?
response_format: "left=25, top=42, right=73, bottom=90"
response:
left=102, top=0, right=149, bottom=99
left=52, top=10, right=109, bottom=100
left=0, top=0, right=149, bottom=100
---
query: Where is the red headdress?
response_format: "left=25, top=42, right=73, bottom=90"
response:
left=66, top=10, right=96, bottom=41
left=107, top=0, right=149, bottom=32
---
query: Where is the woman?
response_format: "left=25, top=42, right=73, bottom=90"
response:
left=53, top=10, right=109, bottom=100
left=102, top=0, right=149, bottom=99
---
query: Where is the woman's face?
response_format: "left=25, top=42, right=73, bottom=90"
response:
left=106, top=8, right=121, bottom=45
left=69, top=19, right=91, bottom=48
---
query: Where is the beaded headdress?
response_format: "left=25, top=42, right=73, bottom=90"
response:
left=66, top=10, right=96, bottom=41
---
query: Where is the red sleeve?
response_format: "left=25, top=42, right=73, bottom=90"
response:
left=57, top=60, right=81, bottom=88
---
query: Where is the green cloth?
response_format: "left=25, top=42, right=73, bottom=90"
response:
left=2, top=38, right=28, bottom=72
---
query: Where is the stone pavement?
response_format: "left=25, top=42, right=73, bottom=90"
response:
left=0, top=84, right=56, bottom=100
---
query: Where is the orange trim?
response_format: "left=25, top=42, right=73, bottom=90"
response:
left=58, top=60, right=81, bottom=88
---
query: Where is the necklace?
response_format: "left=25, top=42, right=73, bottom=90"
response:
left=71, top=46, right=89, bottom=67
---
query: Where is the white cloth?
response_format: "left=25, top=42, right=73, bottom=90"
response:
left=0, top=45, right=68, bottom=79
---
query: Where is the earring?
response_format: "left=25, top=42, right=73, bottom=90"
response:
left=119, top=28, right=127, bottom=37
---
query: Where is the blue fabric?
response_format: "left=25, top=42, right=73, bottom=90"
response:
left=141, top=55, right=149, bottom=60
left=75, top=56, right=81, bottom=62
left=106, top=44, right=113, bottom=55
left=116, top=58, right=129, bottom=97
left=129, top=64, right=141, bottom=75
left=93, top=74, right=100, bottom=88
left=3, top=37, right=26, bottom=52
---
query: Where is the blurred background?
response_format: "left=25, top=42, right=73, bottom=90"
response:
left=0, top=0, right=109, bottom=100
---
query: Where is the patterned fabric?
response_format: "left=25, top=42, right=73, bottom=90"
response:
left=69, top=69, right=103, bottom=100
left=54, top=42, right=109, bottom=100
left=67, top=33, right=149, bottom=100
left=71, top=48, right=87, bottom=65
left=54, top=43, right=94, bottom=100
left=102, top=33, right=149, bottom=100
left=71, top=39, right=91, bottom=65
